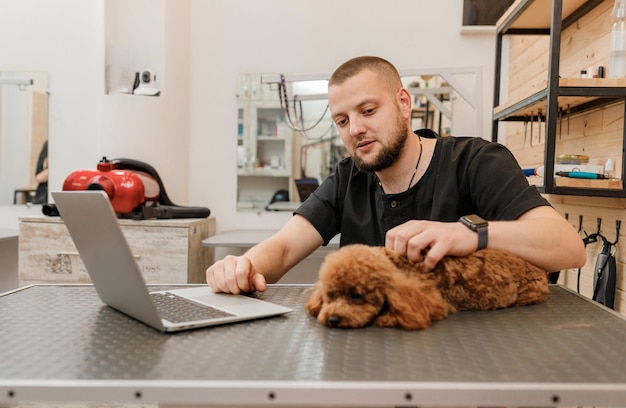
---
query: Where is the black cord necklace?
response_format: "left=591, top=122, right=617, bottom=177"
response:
left=406, top=133, right=423, bottom=190
left=378, top=133, right=422, bottom=194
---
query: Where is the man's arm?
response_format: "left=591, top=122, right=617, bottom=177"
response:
left=206, top=214, right=324, bottom=293
left=386, top=206, right=586, bottom=272
left=486, top=206, right=586, bottom=271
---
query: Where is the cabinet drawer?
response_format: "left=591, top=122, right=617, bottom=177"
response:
left=18, top=216, right=215, bottom=286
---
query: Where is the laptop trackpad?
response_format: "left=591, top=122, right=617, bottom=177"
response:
left=167, top=287, right=259, bottom=307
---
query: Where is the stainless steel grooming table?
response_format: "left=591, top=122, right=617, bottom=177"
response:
left=0, top=284, right=624, bottom=407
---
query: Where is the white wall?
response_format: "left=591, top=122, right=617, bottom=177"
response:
left=0, top=0, right=102, bottom=202
left=100, top=0, right=191, bottom=205
left=189, top=0, right=497, bottom=231
left=0, top=0, right=191, bottom=208
left=0, top=0, right=497, bottom=234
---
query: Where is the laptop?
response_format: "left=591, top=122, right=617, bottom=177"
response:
left=294, top=178, right=319, bottom=202
left=51, top=190, right=292, bottom=332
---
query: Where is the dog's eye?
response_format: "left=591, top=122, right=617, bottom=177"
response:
left=327, top=292, right=335, bottom=300
left=350, top=291, right=363, bottom=301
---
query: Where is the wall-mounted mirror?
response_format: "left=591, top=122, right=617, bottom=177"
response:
left=236, top=68, right=481, bottom=212
left=0, top=71, right=49, bottom=205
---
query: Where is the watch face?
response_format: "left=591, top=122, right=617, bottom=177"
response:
left=464, top=214, right=487, bottom=227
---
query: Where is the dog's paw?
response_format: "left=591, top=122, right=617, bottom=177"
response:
left=374, top=312, right=433, bottom=330
left=304, top=284, right=323, bottom=317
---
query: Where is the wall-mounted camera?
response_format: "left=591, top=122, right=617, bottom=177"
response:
left=141, top=70, right=156, bottom=85
left=133, top=69, right=160, bottom=96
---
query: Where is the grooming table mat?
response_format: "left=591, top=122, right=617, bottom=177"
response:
left=0, top=284, right=624, bottom=407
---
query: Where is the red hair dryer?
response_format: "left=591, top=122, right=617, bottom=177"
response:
left=45, top=157, right=210, bottom=219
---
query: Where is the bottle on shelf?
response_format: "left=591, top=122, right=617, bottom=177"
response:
left=609, top=0, right=626, bottom=77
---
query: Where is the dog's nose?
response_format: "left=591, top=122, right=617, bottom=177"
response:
left=328, top=315, right=341, bottom=327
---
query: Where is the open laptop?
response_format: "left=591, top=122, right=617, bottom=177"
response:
left=52, top=190, right=292, bottom=332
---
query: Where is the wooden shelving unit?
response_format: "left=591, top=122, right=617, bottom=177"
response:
left=492, top=0, right=626, bottom=197
left=494, top=78, right=626, bottom=120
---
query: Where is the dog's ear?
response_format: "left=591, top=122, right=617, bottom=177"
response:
left=305, top=282, right=324, bottom=317
left=375, top=275, right=451, bottom=330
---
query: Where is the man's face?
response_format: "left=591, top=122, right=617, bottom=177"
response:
left=328, top=70, right=410, bottom=173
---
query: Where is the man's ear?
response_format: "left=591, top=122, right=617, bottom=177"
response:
left=305, top=283, right=324, bottom=317
left=397, top=87, right=413, bottom=120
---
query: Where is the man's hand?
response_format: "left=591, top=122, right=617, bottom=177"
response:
left=206, top=255, right=267, bottom=294
left=385, top=220, right=478, bottom=269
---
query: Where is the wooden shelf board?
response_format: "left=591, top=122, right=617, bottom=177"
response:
left=494, top=78, right=626, bottom=119
left=560, top=78, right=626, bottom=87
left=498, top=0, right=589, bottom=31
left=554, top=177, right=623, bottom=189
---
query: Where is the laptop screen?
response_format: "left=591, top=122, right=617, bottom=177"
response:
left=295, top=178, right=319, bottom=202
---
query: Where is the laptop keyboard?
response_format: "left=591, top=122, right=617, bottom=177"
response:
left=151, top=293, right=235, bottom=323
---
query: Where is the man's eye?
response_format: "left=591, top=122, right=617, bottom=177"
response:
left=363, top=107, right=376, bottom=116
left=335, top=118, right=348, bottom=127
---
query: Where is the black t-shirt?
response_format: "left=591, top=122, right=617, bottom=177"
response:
left=295, top=133, right=550, bottom=247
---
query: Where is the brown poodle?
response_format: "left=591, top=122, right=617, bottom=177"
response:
left=305, top=244, right=549, bottom=330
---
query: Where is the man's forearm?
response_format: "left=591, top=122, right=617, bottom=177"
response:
left=489, top=216, right=586, bottom=272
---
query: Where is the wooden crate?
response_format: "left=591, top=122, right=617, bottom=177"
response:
left=18, top=215, right=215, bottom=285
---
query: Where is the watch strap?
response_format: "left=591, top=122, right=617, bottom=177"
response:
left=475, top=223, right=488, bottom=250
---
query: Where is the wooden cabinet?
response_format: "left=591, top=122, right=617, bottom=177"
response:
left=492, top=0, right=626, bottom=197
left=18, top=215, right=215, bottom=285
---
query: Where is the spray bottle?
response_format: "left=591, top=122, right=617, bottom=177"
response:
left=610, top=0, right=626, bottom=77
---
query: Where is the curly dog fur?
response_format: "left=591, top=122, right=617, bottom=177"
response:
left=305, top=245, right=549, bottom=330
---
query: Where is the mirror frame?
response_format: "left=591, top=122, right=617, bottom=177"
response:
left=0, top=71, right=49, bottom=205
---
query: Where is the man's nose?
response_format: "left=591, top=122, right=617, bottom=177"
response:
left=349, top=116, right=366, bottom=137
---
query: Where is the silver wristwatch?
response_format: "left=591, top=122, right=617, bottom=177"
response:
left=458, top=214, right=488, bottom=250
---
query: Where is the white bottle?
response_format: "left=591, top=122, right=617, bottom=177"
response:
left=610, top=0, right=626, bottom=77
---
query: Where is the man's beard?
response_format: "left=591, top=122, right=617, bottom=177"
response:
left=352, top=116, right=409, bottom=173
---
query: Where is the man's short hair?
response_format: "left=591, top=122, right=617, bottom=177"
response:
left=329, top=56, right=402, bottom=92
